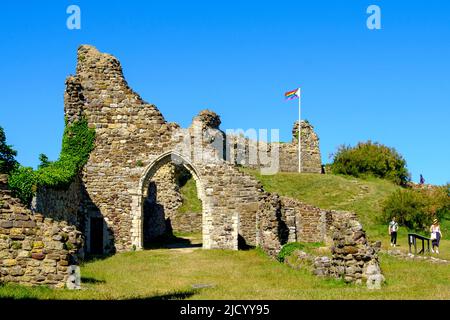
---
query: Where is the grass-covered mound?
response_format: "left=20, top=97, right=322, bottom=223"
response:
left=178, top=176, right=202, bottom=214
left=245, top=170, right=400, bottom=238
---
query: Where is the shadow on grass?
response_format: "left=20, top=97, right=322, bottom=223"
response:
left=128, top=289, right=200, bottom=300
left=82, top=252, right=115, bottom=263
left=80, top=277, right=106, bottom=284
left=144, top=233, right=201, bottom=250
left=0, top=283, right=199, bottom=301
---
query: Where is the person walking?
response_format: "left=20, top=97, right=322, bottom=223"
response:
left=430, top=219, right=443, bottom=254
left=389, top=217, right=399, bottom=247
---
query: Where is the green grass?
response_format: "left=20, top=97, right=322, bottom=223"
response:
left=1, top=241, right=448, bottom=300
left=178, top=177, right=202, bottom=213
left=1, top=172, right=448, bottom=300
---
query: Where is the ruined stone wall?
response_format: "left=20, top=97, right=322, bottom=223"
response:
left=66, top=46, right=177, bottom=253
left=223, top=120, right=322, bottom=174
left=292, top=121, right=322, bottom=173
left=0, top=175, right=83, bottom=288
left=56, top=45, right=266, bottom=253
left=35, top=176, right=83, bottom=227
left=256, top=193, right=286, bottom=258
left=281, top=196, right=333, bottom=244
left=257, top=191, right=383, bottom=288
left=258, top=193, right=335, bottom=257
left=329, top=212, right=384, bottom=288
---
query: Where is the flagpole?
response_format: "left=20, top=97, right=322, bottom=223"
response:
left=298, top=88, right=302, bottom=173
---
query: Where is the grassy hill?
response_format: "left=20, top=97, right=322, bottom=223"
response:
left=244, top=170, right=400, bottom=239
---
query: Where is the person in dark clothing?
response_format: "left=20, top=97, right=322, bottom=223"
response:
left=389, top=217, right=399, bottom=247
left=420, top=174, right=425, bottom=185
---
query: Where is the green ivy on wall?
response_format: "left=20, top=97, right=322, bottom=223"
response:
left=8, top=118, right=95, bottom=205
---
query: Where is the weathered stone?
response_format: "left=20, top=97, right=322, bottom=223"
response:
left=10, top=266, right=25, bottom=276
left=31, top=253, right=45, bottom=260
left=3, top=259, right=17, bottom=267
left=32, top=241, right=44, bottom=249
left=0, top=221, right=13, bottom=228
left=367, top=274, right=385, bottom=290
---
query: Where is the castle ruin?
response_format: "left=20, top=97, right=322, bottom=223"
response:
left=0, top=45, right=382, bottom=289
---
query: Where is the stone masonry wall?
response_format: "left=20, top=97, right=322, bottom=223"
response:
left=224, top=120, right=322, bottom=173
left=257, top=193, right=286, bottom=258
left=281, top=196, right=333, bottom=244
left=258, top=193, right=335, bottom=258
left=169, top=212, right=202, bottom=234
left=329, top=212, right=384, bottom=288
left=0, top=175, right=83, bottom=288
left=292, top=120, right=322, bottom=173
left=35, top=176, right=83, bottom=227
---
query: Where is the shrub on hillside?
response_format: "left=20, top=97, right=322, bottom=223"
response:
left=381, top=185, right=450, bottom=232
left=330, top=141, right=410, bottom=185
left=0, top=126, right=18, bottom=174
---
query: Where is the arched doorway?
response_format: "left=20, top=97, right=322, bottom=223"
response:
left=132, top=152, right=212, bottom=250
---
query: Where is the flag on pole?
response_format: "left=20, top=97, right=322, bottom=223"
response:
left=284, top=88, right=300, bottom=100
left=285, top=87, right=302, bottom=173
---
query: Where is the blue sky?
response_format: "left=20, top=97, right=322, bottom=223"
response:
left=0, top=0, right=449, bottom=185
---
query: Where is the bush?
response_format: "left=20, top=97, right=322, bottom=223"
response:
left=330, top=141, right=410, bottom=185
left=277, top=243, right=305, bottom=262
left=8, top=166, right=36, bottom=205
left=36, top=118, right=95, bottom=189
left=277, top=242, right=324, bottom=262
left=8, top=118, right=95, bottom=206
left=382, top=185, right=450, bottom=232
left=0, top=126, right=18, bottom=174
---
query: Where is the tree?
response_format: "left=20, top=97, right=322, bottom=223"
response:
left=0, top=126, right=18, bottom=174
left=38, top=153, right=52, bottom=169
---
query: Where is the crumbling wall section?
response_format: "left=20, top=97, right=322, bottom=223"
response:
left=0, top=175, right=83, bottom=288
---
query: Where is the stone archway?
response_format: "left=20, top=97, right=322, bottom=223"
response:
left=131, top=151, right=213, bottom=250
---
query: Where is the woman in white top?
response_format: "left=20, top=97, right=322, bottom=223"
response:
left=430, top=218, right=443, bottom=254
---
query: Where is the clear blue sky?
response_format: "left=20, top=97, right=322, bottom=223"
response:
left=0, top=1, right=449, bottom=185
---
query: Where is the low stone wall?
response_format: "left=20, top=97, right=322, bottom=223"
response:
left=258, top=193, right=334, bottom=258
left=0, top=175, right=83, bottom=288
left=284, top=250, right=331, bottom=277
left=281, top=196, right=333, bottom=244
